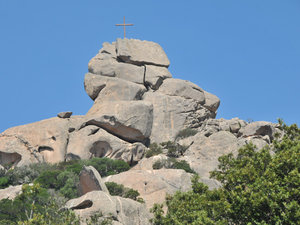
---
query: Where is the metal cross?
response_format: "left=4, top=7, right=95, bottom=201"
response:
left=115, top=16, right=134, bottom=38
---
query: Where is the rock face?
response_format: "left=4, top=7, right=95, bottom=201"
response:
left=65, top=191, right=151, bottom=225
left=0, top=38, right=282, bottom=223
left=104, top=169, right=193, bottom=209
left=116, top=38, right=170, bottom=67
left=0, top=185, right=23, bottom=201
left=78, top=166, right=109, bottom=195
left=84, top=101, right=153, bottom=143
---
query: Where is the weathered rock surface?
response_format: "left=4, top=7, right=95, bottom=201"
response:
left=180, top=131, right=239, bottom=180
left=84, top=73, right=146, bottom=101
left=238, top=121, right=276, bottom=140
left=78, top=166, right=109, bottom=195
left=0, top=185, right=23, bottom=201
left=143, top=92, right=214, bottom=143
left=84, top=101, right=153, bottom=143
left=145, top=65, right=172, bottom=90
left=67, top=126, right=146, bottom=165
left=57, top=111, right=73, bottom=119
left=0, top=118, right=70, bottom=165
left=116, top=38, right=170, bottom=67
left=203, top=90, right=221, bottom=112
left=65, top=191, right=151, bottom=225
left=158, top=78, right=206, bottom=104
left=104, top=169, right=192, bottom=209
left=197, top=118, right=248, bottom=137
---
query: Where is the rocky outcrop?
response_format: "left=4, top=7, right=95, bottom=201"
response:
left=0, top=38, right=277, bottom=199
left=0, top=185, right=23, bottom=201
left=84, top=73, right=146, bottom=101
left=116, top=38, right=170, bottom=67
left=84, top=101, right=153, bottom=143
left=78, top=166, right=109, bottom=195
left=103, top=169, right=193, bottom=209
left=65, top=191, right=151, bottom=225
left=0, top=117, right=72, bottom=166
left=57, top=111, right=73, bottom=119
left=66, top=126, right=146, bottom=164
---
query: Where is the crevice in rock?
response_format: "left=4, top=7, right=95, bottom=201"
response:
left=143, top=65, right=150, bottom=91
left=82, top=120, right=146, bottom=145
left=68, top=127, right=75, bottom=133
left=38, top=146, right=54, bottom=152
left=88, top=128, right=100, bottom=136
left=71, top=200, right=93, bottom=210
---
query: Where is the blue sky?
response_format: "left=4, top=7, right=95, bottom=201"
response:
left=0, top=0, right=299, bottom=132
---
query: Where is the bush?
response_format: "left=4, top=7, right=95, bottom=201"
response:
left=175, top=128, right=197, bottom=140
left=0, top=177, right=9, bottom=189
left=152, top=158, right=195, bottom=174
left=172, top=160, right=196, bottom=174
left=161, top=141, right=188, bottom=158
left=0, top=183, right=80, bottom=224
left=56, top=170, right=79, bottom=199
left=105, top=182, right=142, bottom=201
left=85, top=158, right=129, bottom=177
left=145, top=143, right=163, bottom=158
left=35, top=170, right=61, bottom=189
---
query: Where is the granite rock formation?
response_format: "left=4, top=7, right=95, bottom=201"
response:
left=0, top=38, right=281, bottom=223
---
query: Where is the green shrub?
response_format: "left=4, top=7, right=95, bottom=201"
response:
left=105, top=182, right=124, bottom=197
left=86, top=158, right=130, bottom=177
left=152, top=160, right=164, bottom=170
left=35, top=170, right=61, bottom=189
left=145, top=143, right=163, bottom=158
left=57, top=170, right=79, bottom=199
left=0, top=183, right=80, bottom=224
left=152, top=158, right=195, bottom=174
left=161, top=141, right=188, bottom=158
left=0, top=177, right=9, bottom=189
left=105, top=182, right=142, bottom=201
left=175, top=128, right=197, bottom=140
left=172, top=160, right=196, bottom=174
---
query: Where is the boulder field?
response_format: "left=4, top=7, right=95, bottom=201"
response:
left=0, top=38, right=281, bottom=223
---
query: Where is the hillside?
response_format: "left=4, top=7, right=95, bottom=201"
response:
left=0, top=39, right=298, bottom=224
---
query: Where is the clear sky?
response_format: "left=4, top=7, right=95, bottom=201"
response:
left=0, top=0, right=299, bottom=133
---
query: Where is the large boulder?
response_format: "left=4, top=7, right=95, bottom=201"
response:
left=0, top=117, right=71, bottom=165
left=88, top=58, right=145, bottom=85
left=84, top=73, right=146, bottom=101
left=238, top=121, right=276, bottom=140
left=203, top=90, right=220, bottom=112
left=78, top=166, right=109, bottom=195
left=158, top=78, right=205, bottom=104
left=84, top=101, right=153, bottom=143
left=144, top=65, right=172, bottom=90
left=143, top=92, right=214, bottom=143
left=103, top=169, right=192, bottom=209
left=0, top=134, right=38, bottom=168
left=116, top=38, right=170, bottom=67
left=65, top=191, right=151, bottom=225
left=181, top=131, right=239, bottom=180
left=66, top=126, right=146, bottom=165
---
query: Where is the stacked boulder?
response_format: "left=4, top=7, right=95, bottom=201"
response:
left=0, top=38, right=282, bottom=211
left=0, top=38, right=219, bottom=168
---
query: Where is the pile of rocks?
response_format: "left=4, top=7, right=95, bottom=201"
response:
left=0, top=38, right=220, bottom=168
left=0, top=38, right=281, bottom=216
